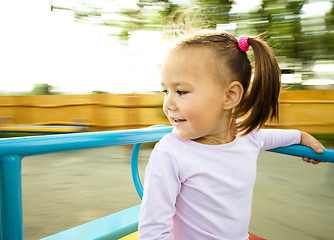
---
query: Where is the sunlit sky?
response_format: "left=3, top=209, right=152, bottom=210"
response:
left=0, top=0, right=332, bottom=94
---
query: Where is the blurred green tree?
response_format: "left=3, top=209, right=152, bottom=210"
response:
left=65, top=0, right=334, bottom=75
left=246, top=0, right=334, bottom=72
left=31, top=84, right=53, bottom=95
left=325, top=0, right=334, bottom=58
left=196, top=0, right=235, bottom=26
left=325, top=0, right=334, bottom=31
left=91, top=90, right=109, bottom=94
left=72, top=0, right=180, bottom=38
left=248, top=0, right=307, bottom=65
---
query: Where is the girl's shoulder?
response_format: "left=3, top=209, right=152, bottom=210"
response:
left=154, top=132, right=201, bottom=159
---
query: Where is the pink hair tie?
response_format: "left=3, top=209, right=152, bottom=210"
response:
left=238, top=36, right=250, bottom=52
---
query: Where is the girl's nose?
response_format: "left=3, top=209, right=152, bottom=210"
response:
left=163, top=93, right=177, bottom=111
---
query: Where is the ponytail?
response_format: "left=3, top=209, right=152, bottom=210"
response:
left=234, top=37, right=281, bottom=134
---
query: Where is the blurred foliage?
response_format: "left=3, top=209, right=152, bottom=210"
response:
left=325, top=1, right=334, bottom=59
left=41, top=0, right=332, bottom=92
left=69, top=0, right=334, bottom=71
left=91, top=90, right=109, bottom=94
left=31, top=83, right=53, bottom=95
left=72, top=0, right=177, bottom=39
left=196, top=0, right=235, bottom=26
left=248, top=0, right=306, bottom=62
left=312, top=134, right=334, bottom=149
left=246, top=0, right=329, bottom=70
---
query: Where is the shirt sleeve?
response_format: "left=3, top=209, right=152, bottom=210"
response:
left=138, top=142, right=181, bottom=240
left=259, top=128, right=301, bottom=151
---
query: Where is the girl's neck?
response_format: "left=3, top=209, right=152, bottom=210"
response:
left=192, top=118, right=237, bottom=145
left=193, top=135, right=235, bottom=145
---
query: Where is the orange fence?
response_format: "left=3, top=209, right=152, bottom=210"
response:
left=0, top=90, right=333, bottom=134
left=0, top=93, right=168, bottom=132
left=266, top=89, right=334, bottom=134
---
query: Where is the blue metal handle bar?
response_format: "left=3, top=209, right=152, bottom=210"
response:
left=268, top=145, right=334, bottom=162
left=130, top=125, right=171, bottom=199
left=131, top=143, right=144, bottom=199
left=0, top=126, right=173, bottom=157
left=130, top=128, right=334, bottom=199
left=0, top=126, right=173, bottom=240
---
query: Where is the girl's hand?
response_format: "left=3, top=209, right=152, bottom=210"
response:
left=300, top=131, right=325, bottom=164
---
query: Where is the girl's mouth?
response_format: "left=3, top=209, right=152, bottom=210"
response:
left=171, top=118, right=186, bottom=125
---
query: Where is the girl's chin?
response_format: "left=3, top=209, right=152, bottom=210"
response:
left=174, top=130, right=200, bottom=141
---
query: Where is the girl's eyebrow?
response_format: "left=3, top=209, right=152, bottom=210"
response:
left=161, top=81, right=192, bottom=88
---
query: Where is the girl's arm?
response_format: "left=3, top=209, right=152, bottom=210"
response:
left=259, top=129, right=324, bottom=164
left=139, top=143, right=181, bottom=240
left=259, top=128, right=301, bottom=151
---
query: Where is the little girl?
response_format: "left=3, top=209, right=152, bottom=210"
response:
left=138, top=31, right=323, bottom=240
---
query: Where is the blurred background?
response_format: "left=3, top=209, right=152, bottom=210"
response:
left=0, top=0, right=334, bottom=94
left=0, top=0, right=333, bottom=239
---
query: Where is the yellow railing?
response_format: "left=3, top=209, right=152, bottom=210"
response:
left=266, top=89, right=334, bottom=133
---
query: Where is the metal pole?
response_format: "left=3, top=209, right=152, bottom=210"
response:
left=131, top=143, right=143, bottom=199
left=0, top=154, right=23, bottom=240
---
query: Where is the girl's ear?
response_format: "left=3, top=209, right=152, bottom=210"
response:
left=223, top=81, right=244, bottom=110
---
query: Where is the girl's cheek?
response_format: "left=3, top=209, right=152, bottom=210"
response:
left=180, top=103, right=192, bottom=115
left=162, top=106, right=168, bottom=117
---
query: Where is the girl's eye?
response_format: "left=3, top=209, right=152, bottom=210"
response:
left=176, top=90, right=188, bottom=95
left=161, top=89, right=168, bottom=94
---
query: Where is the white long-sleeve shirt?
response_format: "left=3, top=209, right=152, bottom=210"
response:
left=139, top=129, right=301, bottom=240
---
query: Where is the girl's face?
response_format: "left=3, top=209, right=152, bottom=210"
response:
left=161, top=48, right=232, bottom=145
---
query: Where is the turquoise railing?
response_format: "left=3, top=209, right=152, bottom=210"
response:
left=0, top=125, right=333, bottom=240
